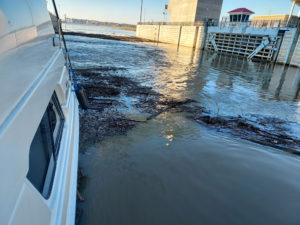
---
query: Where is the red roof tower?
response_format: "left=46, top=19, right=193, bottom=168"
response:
left=228, top=8, right=254, bottom=22
left=228, top=8, right=255, bottom=14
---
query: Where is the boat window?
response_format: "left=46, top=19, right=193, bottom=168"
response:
left=26, top=92, right=65, bottom=199
left=49, top=93, right=65, bottom=155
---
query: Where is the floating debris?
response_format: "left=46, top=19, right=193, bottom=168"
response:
left=76, top=67, right=199, bottom=150
left=76, top=67, right=300, bottom=155
left=187, top=112, right=300, bottom=155
left=64, top=31, right=156, bottom=43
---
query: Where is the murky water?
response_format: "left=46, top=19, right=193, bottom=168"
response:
left=66, top=33, right=300, bottom=225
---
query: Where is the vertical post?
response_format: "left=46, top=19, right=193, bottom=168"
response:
left=193, top=26, right=199, bottom=48
left=157, top=24, right=161, bottom=43
left=201, top=21, right=209, bottom=50
left=58, top=19, right=62, bottom=49
left=177, top=26, right=182, bottom=48
left=289, top=1, right=296, bottom=21
left=140, top=0, right=143, bottom=23
left=286, top=19, right=300, bottom=65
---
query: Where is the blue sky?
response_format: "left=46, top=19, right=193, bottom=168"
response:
left=48, top=0, right=300, bottom=24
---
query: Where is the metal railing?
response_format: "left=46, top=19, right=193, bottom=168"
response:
left=137, top=20, right=217, bottom=27
left=138, top=18, right=300, bottom=29
left=218, top=19, right=300, bottom=28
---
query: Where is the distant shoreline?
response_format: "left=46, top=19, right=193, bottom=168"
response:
left=63, top=22, right=137, bottom=32
left=50, top=13, right=137, bottom=33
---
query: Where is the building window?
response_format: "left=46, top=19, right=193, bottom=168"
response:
left=233, top=15, right=238, bottom=22
left=241, top=15, right=246, bottom=22
left=27, top=92, right=65, bottom=199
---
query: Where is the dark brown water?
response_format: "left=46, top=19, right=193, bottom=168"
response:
left=67, top=35, right=300, bottom=225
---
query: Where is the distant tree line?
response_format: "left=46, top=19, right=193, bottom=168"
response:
left=48, top=11, right=136, bottom=32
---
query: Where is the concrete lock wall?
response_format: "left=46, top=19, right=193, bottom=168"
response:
left=277, top=29, right=296, bottom=64
left=158, top=25, right=181, bottom=45
left=136, top=24, right=206, bottom=49
left=277, top=28, right=300, bottom=67
left=179, top=26, right=198, bottom=47
left=137, top=24, right=299, bottom=67
left=290, top=34, right=300, bottom=67
left=195, top=0, right=223, bottom=22
left=168, top=0, right=223, bottom=22
left=169, top=0, right=198, bottom=23
left=136, top=25, right=160, bottom=41
left=195, top=26, right=206, bottom=49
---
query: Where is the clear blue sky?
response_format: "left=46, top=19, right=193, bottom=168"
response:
left=47, top=0, right=300, bottom=24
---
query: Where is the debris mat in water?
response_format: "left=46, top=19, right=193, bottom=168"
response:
left=76, top=68, right=300, bottom=155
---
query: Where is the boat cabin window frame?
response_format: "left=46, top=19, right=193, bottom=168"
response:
left=26, top=92, right=65, bottom=199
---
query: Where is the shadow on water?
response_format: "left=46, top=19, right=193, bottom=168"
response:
left=66, top=34, right=300, bottom=225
